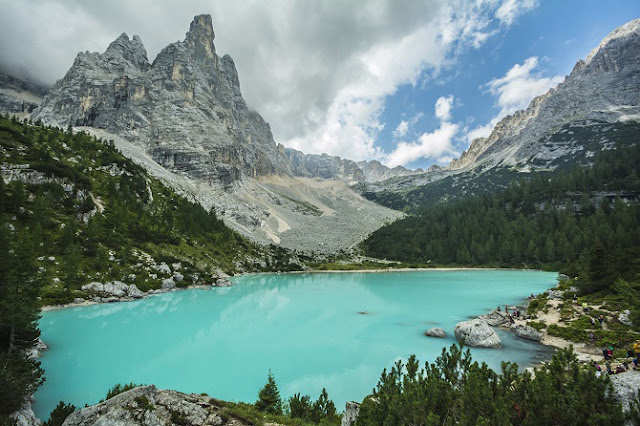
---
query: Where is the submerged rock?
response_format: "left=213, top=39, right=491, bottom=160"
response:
left=510, top=324, right=542, bottom=342
left=424, top=327, right=446, bottom=338
left=454, top=319, right=501, bottom=348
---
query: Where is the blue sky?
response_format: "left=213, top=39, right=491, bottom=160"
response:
left=376, top=0, right=640, bottom=169
left=1, top=0, right=639, bottom=169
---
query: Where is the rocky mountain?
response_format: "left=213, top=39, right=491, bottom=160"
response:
left=356, top=160, right=422, bottom=183
left=362, top=18, right=640, bottom=206
left=34, top=15, right=290, bottom=184
left=0, top=71, right=48, bottom=115
left=30, top=15, right=401, bottom=251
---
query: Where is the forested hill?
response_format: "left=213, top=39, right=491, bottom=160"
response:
left=362, top=141, right=640, bottom=283
left=0, top=115, right=299, bottom=417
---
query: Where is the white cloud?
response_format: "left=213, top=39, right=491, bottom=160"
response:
left=385, top=96, right=458, bottom=167
left=393, top=120, right=409, bottom=138
left=385, top=122, right=459, bottom=167
left=435, top=95, right=454, bottom=121
left=496, top=0, right=538, bottom=26
left=465, top=56, right=564, bottom=141
left=0, top=0, right=539, bottom=162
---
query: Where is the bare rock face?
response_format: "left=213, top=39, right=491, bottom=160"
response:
left=454, top=319, right=501, bottom=348
left=356, top=160, right=423, bottom=183
left=285, top=147, right=366, bottom=184
left=34, top=15, right=291, bottom=185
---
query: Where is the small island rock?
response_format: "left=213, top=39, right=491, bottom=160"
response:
left=454, top=319, right=501, bottom=348
left=424, top=327, right=446, bottom=338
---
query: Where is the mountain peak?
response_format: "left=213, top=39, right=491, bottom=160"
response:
left=104, top=32, right=149, bottom=70
left=584, top=18, right=640, bottom=66
left=186, top=14, right=216, bottom=58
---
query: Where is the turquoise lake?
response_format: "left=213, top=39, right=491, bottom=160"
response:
left=33, top=270, right=557, bottom=418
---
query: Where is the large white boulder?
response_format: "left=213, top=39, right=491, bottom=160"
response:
left=454, top=319, right=501, bottom=348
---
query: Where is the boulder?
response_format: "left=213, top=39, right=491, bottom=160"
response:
left=103, top=281, right=128, bottom=297
left=618, top=310, right=633, bottom=326
left=73, top=297, right=85, bottom=304
left=216, top=278, right=232, bottom=287
left=173, top=271, right=184, bottom=282
left=478, top=310, right=510, bottom=327
left=454, top=319, right=501, bottom=348
left=156, top=262, right=171, bottom=275
left=424, top=327, right=446, bottom=338
left=161, top=278, right=176, bottom=290
left=127, top=284, right=145, bottom=299
left=510, top=324, right=542, bottom=342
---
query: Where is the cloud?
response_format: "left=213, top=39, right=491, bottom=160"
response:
left=0, top=0, right=538, bottom=162
left=435, top=95, right=454, bottom=121
left=496, top=0, right=538, bottom=26
left=393, top=120, right=409, bottom=138
left=465, top=56, right=564, bottom=141
left=385, top=96, right=458, bottom=167
left=385, top=122, right=459, bottom=167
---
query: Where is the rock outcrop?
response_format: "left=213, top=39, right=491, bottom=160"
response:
left=424, top=327, right=446, bottom=338
left=34, top=15, right=291, bottom=186
left=618, top=309, right=633, bottom=326
left=61, top=385, right=245, bottom=426
left=81, top=281, right=145, bottom=299
left=610, top=371, right=640, bottom=412
left=341, top=401, right=360, bottom=426
left=454, top=319, right=501, bottom=348
left=510, top=324, right=542, bottom=342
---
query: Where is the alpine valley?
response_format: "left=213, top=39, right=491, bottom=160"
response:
left=1, top=11, right=640, bottom=426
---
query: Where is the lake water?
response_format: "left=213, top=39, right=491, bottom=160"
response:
left=33, top=270, right=557, bottom=419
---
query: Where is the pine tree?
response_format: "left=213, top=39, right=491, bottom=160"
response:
left=255, top=370, right=283, bottom=415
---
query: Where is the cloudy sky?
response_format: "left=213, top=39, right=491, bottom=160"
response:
left=1, top=0, right=638, bottom=168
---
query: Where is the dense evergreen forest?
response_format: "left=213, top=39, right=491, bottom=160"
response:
left=0, top=116, right=297, bottom=420
left=363, top=143, right=640, bottom=284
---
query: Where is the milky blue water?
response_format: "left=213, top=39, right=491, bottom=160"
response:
left=33, top=270, right=557, bottom=419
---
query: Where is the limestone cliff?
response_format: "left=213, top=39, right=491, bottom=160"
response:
left=34, top=15, right=291, bottom=184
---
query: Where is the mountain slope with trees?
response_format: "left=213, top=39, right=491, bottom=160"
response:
left=0, top=115, right=301, bottom=420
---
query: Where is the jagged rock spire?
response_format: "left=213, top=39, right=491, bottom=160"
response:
left=185, top=14, right=217, bottom=60
left=104, top=32, right=150, bottom=70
